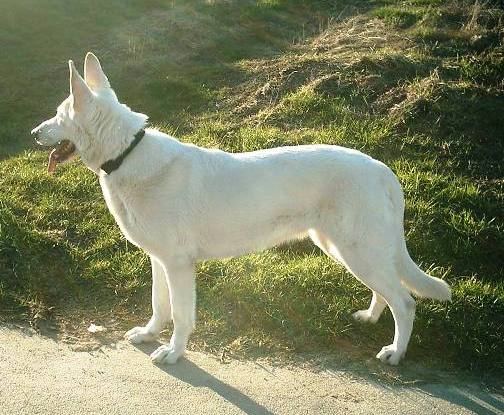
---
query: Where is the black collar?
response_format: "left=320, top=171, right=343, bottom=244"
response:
left=100, top=129, right=145, bottom=174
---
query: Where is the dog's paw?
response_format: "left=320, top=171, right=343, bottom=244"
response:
left=352, top=309, right=379, bottom=323
left=150, top=344, right=184, bottom=365
left=376, top=344, right=404, bottom=365
left=124, top=326, right=156, bottom=344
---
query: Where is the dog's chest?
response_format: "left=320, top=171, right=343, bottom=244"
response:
left=100, top=180, right=152, bottom=248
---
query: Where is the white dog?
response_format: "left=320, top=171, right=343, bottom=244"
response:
left=31, top=53, right=451, bottom=365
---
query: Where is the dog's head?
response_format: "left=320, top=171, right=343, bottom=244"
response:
left=31, top=52, right=147, bottom=173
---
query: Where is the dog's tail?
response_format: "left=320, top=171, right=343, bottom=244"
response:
left=398, top=247, right=451, bottom=301
left=384, top=167, right=451, bottom=302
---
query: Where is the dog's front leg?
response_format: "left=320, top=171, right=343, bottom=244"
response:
left=125, top=256, right=172, bottom=343
left=150, top=258, right=195, bottom=365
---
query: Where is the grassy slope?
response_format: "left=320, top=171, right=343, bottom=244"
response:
left=0, top=0, right=503, bottom=377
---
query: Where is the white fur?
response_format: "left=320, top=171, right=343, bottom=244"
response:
left=32, top=53, right=451, bottom=366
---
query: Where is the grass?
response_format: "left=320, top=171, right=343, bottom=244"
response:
left=0, top=0, right=503, bottom=379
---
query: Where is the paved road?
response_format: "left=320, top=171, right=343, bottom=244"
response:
left=0, top=328, right=503, bottom=414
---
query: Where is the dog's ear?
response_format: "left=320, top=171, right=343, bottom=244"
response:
left=84, top=52, right=110, bottom=91
left=69, top=60, right=93, bottom=111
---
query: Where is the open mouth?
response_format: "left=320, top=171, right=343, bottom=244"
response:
left=47, top=140, right=76, bottom=173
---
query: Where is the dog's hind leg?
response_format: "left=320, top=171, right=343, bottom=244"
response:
left=342, top=250, right=415, bottom=365
left=310, top=229, right=386, bottom=323
left=150, top=257, right=196, bottom=365
left=372, top=283, right=415, bottom=365
left=125, top=256, right=172, bottom=344
left=352, top=291, right=387, bottom=323
left=310, top=228, right=415, bottom=365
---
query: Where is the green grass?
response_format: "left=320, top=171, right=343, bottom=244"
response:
left=0, top=0, right=503, bottom=378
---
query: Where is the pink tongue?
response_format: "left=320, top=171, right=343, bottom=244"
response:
left=46, top=140, right=75, bottom=174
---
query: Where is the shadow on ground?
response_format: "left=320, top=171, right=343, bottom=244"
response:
left=132, top=339, right=504, bottom=415
left=134, top=341, right=275, bottom=415
left=418, top=383, right=504, bottom=415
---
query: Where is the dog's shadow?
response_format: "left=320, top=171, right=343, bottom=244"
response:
left=133, top=342, right=275, bottom=415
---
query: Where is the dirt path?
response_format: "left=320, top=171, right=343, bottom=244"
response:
left=0, top=327, right=503, bottom=415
